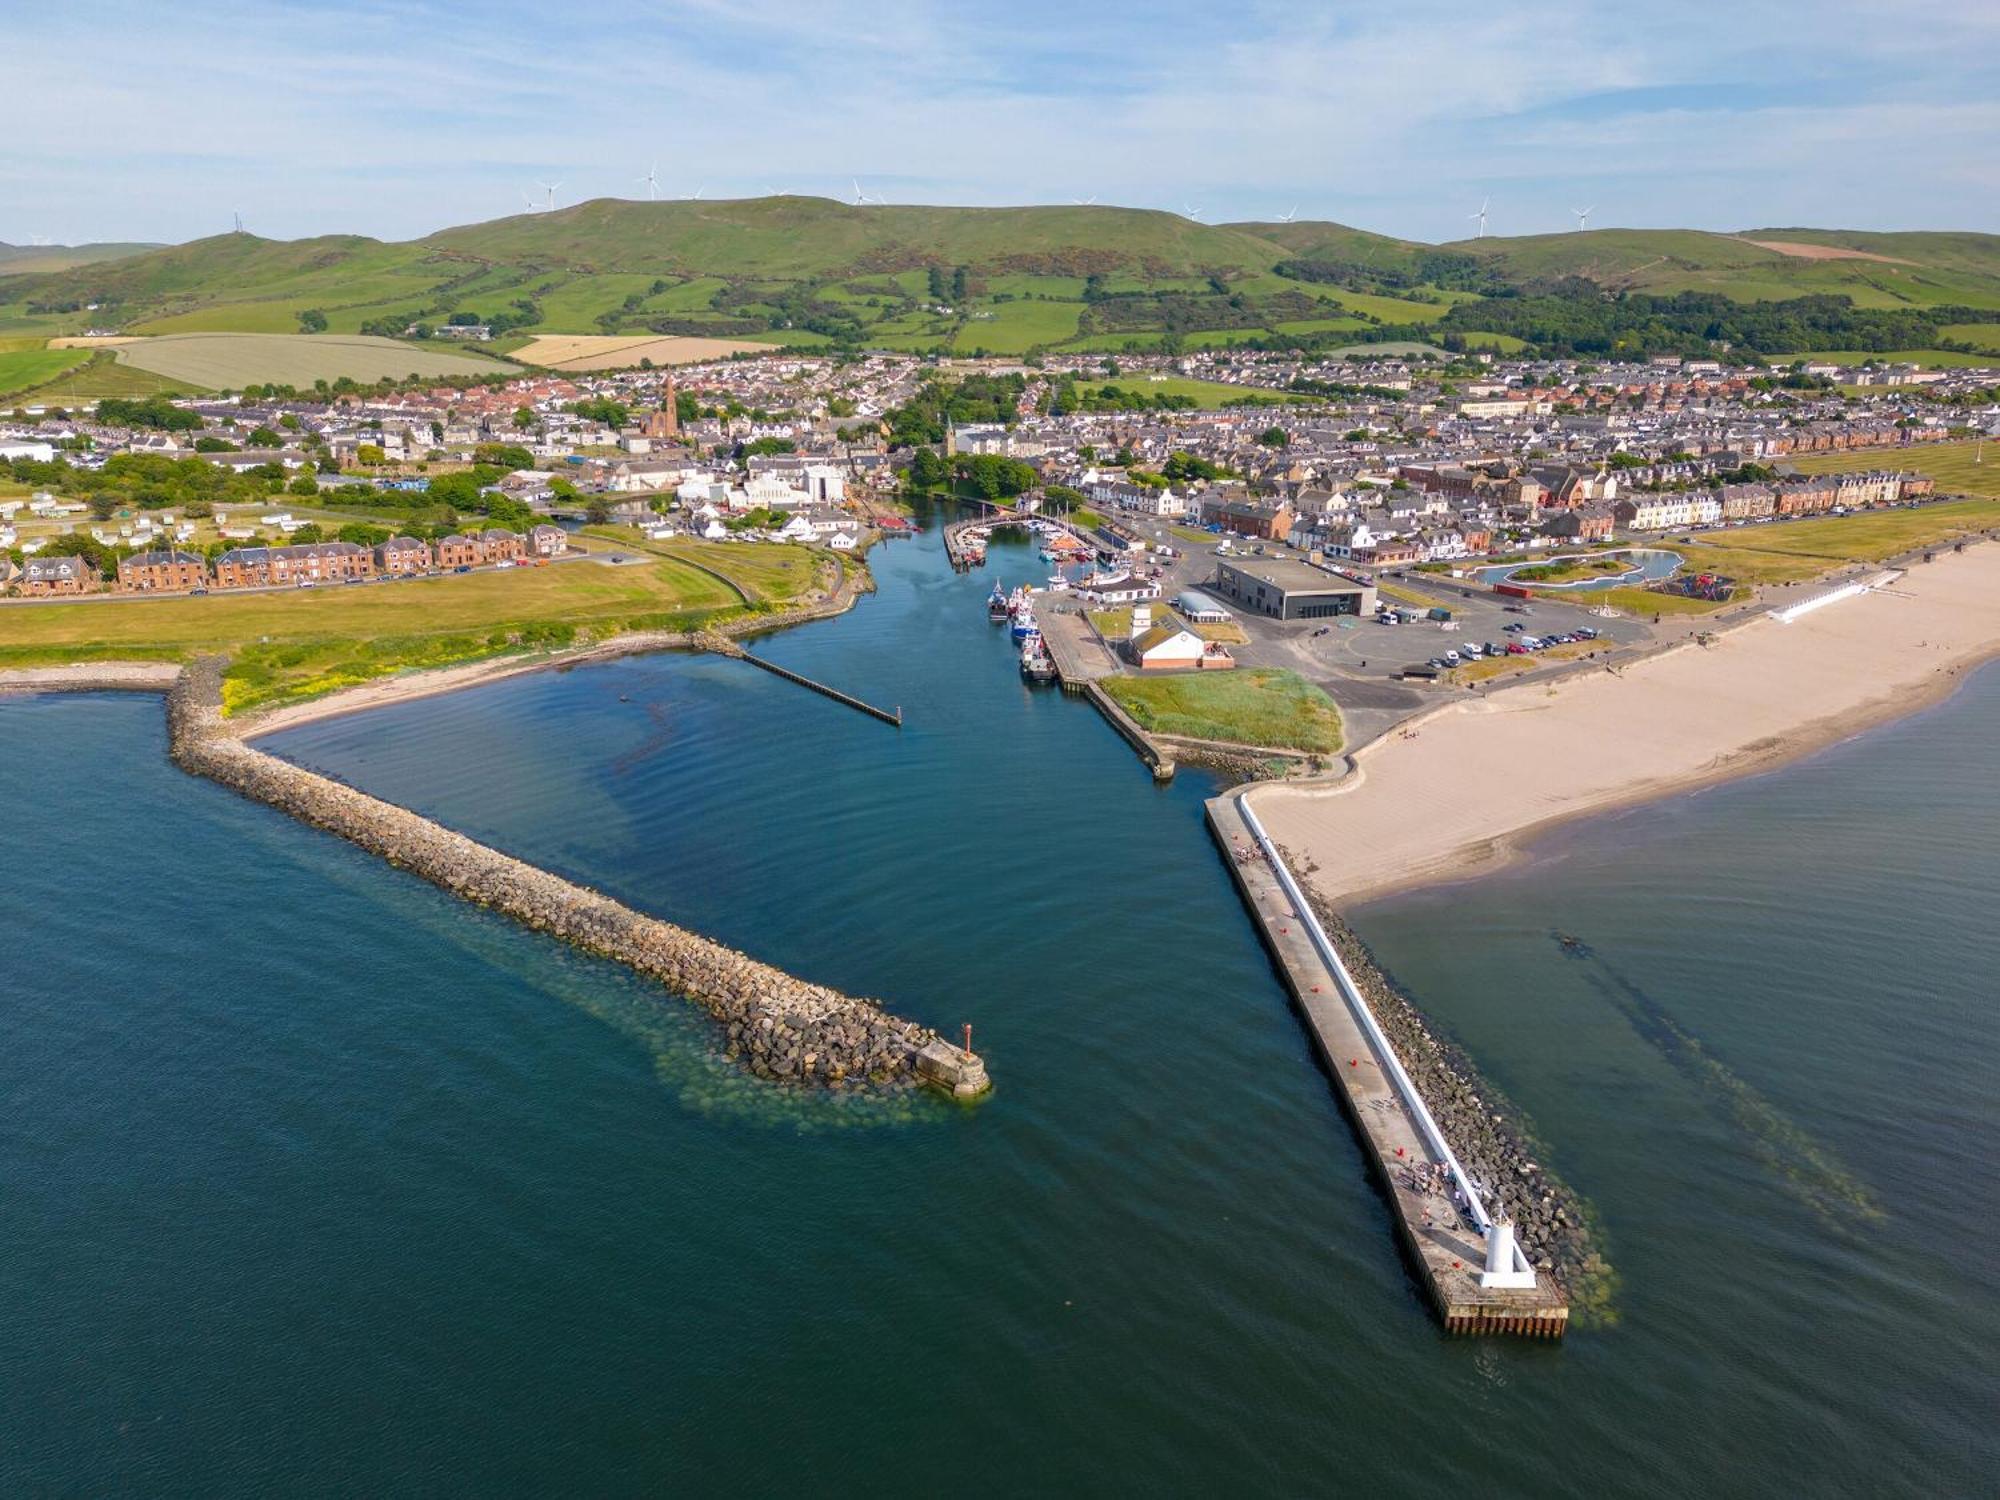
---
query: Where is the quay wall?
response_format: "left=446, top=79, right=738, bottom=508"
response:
left=165, top=658, right=988, bottom=1097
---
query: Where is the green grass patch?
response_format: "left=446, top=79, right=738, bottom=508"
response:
left=7, top=349, right=197, bottom=402
left=1103, top=667, right=1341, bottom=752
left=0, top=546, right=809, bottom=711
left=0, top=342, right=93, bottom=398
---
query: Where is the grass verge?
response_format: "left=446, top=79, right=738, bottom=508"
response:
left=1103, top=667, right=1341, bottom=752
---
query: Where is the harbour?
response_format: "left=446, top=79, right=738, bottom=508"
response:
left=3, top=517, right=1995, bottom=1493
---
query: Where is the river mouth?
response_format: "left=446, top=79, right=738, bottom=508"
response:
left=1474, top=547, right=1684, bottom=591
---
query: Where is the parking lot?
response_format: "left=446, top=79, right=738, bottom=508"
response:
left=1112, top=518, right=1661, bottom=745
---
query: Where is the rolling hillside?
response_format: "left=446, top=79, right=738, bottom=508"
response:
left=1444, top=227, right=2000, bottom=309
left=2, top=200, right=1996, bottom=384
left=0, top=241, right=161, bottom=275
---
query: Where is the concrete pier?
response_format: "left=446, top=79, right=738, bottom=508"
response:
left=699, top=634, right=902, bottom=726
left=1206, top=790, right=1568, bottom=1337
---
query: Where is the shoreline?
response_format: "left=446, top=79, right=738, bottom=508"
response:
left=238, top=549, right=874, bottom=740
left=1250, top=544, right=2000, bottom=909
left=0, top=545, right=876, bottom=742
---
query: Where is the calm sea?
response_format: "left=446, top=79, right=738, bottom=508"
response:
left=2, top=526, right=1993, bottom=1496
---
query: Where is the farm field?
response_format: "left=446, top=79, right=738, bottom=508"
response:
left=0, top=340, right=93, bottom=399
left=108, top=333, right=516, bottom=390
left=8, top=350, right=194, bottom=403
left=952, top=299, right=1081, bottom=352
left=509, top=333, right=770, bottom=369
left=1103, top=667, right=1342, bottom=752
left=0, top=541, right=821, bottom=712
left=1786, top=441, right=2000, bottom=498
left=1939, top=324, right=2000, bottom=351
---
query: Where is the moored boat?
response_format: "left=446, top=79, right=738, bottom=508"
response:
left=1020, top=637, right=1058, bottom=680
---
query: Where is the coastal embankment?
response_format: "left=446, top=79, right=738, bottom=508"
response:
left=162, top=658, right=985, bottom=1096
left=1252, top=543, right=2000, bottom=905
left=230, top=546, right=877, bottom=738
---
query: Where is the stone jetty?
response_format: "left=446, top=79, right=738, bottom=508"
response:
left=165, top=659, right=989, bottom=1098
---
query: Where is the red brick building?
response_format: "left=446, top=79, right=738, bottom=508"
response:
left=19, top=554, right=97, bottom=595
left=372, top=536, right=433, bottom=574
left=118, top=548, right=209, bottom=592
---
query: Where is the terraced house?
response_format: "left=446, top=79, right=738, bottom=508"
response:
left=118, top=548, right=210, bottom=592
left=213, top=541, right=376, bottom=589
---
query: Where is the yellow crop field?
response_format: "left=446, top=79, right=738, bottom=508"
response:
left=509, top=333, right=770, bottom=370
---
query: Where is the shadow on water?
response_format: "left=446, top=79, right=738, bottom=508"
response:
left=1553, top=931, right=1884, bottom=1228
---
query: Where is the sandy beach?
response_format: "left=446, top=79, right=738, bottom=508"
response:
left=1250, top=543, right=2000, bottom=906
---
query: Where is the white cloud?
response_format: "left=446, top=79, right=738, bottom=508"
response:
left=2, top=0, right=1993, bottom=243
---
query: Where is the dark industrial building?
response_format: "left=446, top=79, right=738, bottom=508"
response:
left=1211, top=558, right=1376, bottom=620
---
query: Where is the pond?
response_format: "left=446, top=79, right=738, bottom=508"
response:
left=1473, top=546, right=1682, bottom=591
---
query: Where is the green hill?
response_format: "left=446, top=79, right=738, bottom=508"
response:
left=3, top=201, right=1996, bottom=369
left=1443, top=227, right=2000, bottom=309
left=0, top=241, right=160, bottom=275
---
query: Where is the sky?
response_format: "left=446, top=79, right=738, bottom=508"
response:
left=4, top=0, right=1998, bottom=247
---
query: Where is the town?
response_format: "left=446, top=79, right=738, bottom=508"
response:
left=1, top=345, right=1985, bottom=604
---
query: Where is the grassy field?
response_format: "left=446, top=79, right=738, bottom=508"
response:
left=0, top=339, right=93, bottom=398
left=1786, top=441, right=2000, bottom=498
left=1587, top=496, right=2000, bottom=612
left=952, top=299, right=1081, bottom=353
left=111, top=333, right=516, bottom=390
left=7, top=349, right=194, bottom=403
left=1939, top=324, right=2000, bottom=352
left=0, top=543, right=819, bottom=712
left=1103, top=667, right=1341, bottom=752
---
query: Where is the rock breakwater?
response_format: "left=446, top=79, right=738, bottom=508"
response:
left=168, top=658, right=988, bottom=1098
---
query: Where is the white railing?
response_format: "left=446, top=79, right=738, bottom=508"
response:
left=1771, top=580, right=1869, bottom=624
left=1237, top=796, right=1533, bottom=1277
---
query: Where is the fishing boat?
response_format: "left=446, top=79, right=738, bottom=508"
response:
left=987, top=582, right=1010, bottom=621
left=1010, top=607, right=1039, bottom=642
left=1020, top=638, right=1057, bottom=681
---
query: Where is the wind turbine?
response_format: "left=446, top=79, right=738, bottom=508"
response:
left=851, top=178, right=884, bottom=205
left=1182, top=201, right=1204, bottom=220
left=1277, top=203, right=1300, bottom=223
left=637, top=163, right=659, bottom=200
left=521, top=188, right=543, bottom=212
left=1572, top=205, right=1595, bottom=232
left=1070, top=194, right=1098, bottom=205
left=684, top=184, right=706, bottom=200
left=1468, top=197, right=1489, bottom=238
left=233, top=211, right=244, bottom=234
left=540, top=181, right=562, bottom=212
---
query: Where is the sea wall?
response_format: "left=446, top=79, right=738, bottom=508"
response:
left=1298, top=884, right=1605, bottom=1301
left=167, top=657, right=988, bottom=1097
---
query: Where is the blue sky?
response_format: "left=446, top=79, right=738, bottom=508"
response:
left=5, top=0, right=1997, bottom=245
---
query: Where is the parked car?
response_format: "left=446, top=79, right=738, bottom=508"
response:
left=1506, top=642, right=1529, bottom=655
left=1504, top=622, right=1526, bottom=633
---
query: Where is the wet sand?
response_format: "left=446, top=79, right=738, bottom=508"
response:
left=1251, top=545, right=2000, bottom=905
